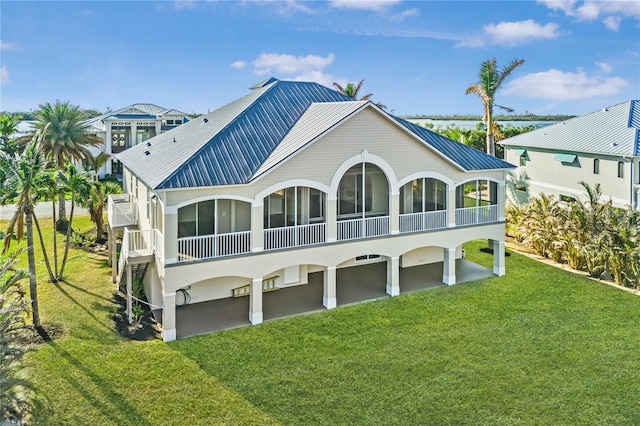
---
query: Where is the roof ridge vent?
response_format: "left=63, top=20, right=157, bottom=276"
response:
left=202, top=117, right=209, bottom=123
left=602, top=107, right=609, bottom=112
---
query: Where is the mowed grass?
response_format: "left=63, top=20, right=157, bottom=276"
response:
left=4, top=216, right=640, bottom=425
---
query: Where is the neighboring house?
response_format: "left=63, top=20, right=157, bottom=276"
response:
left=107, top=78, right=514, bottom=342
left=84, top=104, right=189, bottom=179
left=501, top=100, right=640, bottom=209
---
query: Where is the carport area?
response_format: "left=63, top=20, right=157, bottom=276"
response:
left=172, top=258, right=494, bottom=339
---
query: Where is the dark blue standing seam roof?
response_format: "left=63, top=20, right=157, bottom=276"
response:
left=158, top=81, right=352, bottom=189
left=392, top=117, right=515, bottom=171
left=629, top=100, right=640, bottom=156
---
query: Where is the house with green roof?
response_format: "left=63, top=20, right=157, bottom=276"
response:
left=107, top=78, right=514, bottom=342
left=501, top=100, right=640, bottom=208
left=84, top=104, right=188, bottom=178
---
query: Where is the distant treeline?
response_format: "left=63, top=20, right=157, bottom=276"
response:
left=403, top=114, right=576, bottom=121
left=2, top=109, right=103, bottom=121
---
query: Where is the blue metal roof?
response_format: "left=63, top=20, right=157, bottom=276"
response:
left=118, top=78, right=513, bottom=190
left=392, top=117, right=514, bottom=171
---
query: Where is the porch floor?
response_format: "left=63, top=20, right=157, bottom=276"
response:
left=171, top=259, right=494, bottom=339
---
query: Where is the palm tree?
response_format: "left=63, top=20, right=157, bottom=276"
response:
left=333, top=79, right=387, bottom=109
left=0, top=252, right=32, bottom=421
left=83, top=151, right=111, bottom=181
left=57, top=164, right=92, bottom=280
left=34, top=101, right=102, bottom=230
left=466, top=58, right=525, bottom=156
left=78, top=180, right=122, bottom=241
left=0, top=135, right=48, bottom=328
left=0, top=113, right=21, bottom=156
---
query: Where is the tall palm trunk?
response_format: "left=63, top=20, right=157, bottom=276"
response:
left=486, top=109, right=495, bottom=156
left=25, top=210, right=41, bottom=328
left=57, top=193, right=68, bottom=231
left=31, top=213, right=56, bottom=283
left=58, top=195, right=76, bottom=280
left=52, top=198, right=59, bottom=279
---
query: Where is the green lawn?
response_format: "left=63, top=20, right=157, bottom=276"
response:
left=5, top=216, right=640, bottom=425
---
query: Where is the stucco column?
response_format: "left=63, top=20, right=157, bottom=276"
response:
left=498, top=182, right=506, bottom=221
left=105, top=123, right=112, bottom=176
left=326, top=198, right=337, bottom=243
left=390, top=194, right=400, bottom=235
left=162, top=292, right=176, bottom=342
left=443, top=247, right=456, bottom=285
left=252, top=204, right=264, bottom=252
left=249, top=278, right=263, bottom=325
left=323, top=266, right=337, bottom=309
left=386, top=256, right=400, bottom=296
left=155, top=120, right=161, bottom=136
left=447, top=186, right=457, bottom=227
left=131, top=122, right=138, bottom=147
left=164, top=211, right=178, bottom=264
left=493, top=240, right=506, bottom=276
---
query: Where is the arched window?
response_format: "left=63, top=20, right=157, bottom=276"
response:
left=593, top=159, right=600, bottom=175
left=337, top=163, right=389, bottom=219
left=264, top=187, right=325, bottom=229
left=618, top=161, right=624, bottom=178
left=400, top=178, right=447, bottom=214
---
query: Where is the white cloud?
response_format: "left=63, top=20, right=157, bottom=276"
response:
left=231, top=60, right=247, bottom=69
left=504, top=68, right=628, bottom=100
left=173, top=0, right=197, bottom=10
left=391, top=8, right=419, bottom=21
left=537, top=0, right=577, bottom=15
left=0, top=41, right=19, bottom=50
left=595, top=61, right=612, bottom=73
left=603, top=15, right=622, bottom=30
left=329, top=0, right=400, bottom=11
left=1, top=65, right=9, bottom=84
left=291, top=70, right=337, bottom=88
left=458, top=20, right=561, bottom=47
left=538, top=0, right=639, bottom=30
left=252, top=52, right=335, bottom=75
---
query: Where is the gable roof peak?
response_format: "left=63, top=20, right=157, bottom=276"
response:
left=249, top=77, right=280, bottom=90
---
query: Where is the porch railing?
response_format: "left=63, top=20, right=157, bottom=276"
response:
left=455, top=205, right=499, bottom=226
left=337, top=216, right=390, bottom=241
left=177, top=231, right=251, bottom=262
left=108, top=194, right=138, bottom=228
left=264, top=223, right=326, bottom=250
left=399, top=210, right=447, bottom=233
left=117, top=227, right=163, bottom=283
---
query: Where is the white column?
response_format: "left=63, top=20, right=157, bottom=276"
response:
left=447, top=186, right=457, bottom=227
left=107, top=226, right=113, bottom=267
left=498, top=182, right=506, bottom=221
left=390, top=194, right=399, bottom=235
left=105, top=123, right=112, bottom=176
left=493, top=240, right=506, bottom=276
left=251, top=204, right=264, bottom=252
left=323, top=266, right=337, bottom=309
left=131, top=122, right=138, bottom=147
left=126, top=263, right=133, bottom=323
left=111, top=229, right=117, bottom=283
left=249, top=278, right=263, bottom=324
left=162, top=292, right=177, bottom=342
left=326, top=198, right=337, bottom=243
left=443, top=247, right=456, bottom=285
left=386, top=256, right=400, bottom=296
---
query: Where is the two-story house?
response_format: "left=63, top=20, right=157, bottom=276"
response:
left=84, top=104, right=189, bottom=179
left=107, top=78, right=514, bottom=342
left=501, top=100, right=640, bottom=208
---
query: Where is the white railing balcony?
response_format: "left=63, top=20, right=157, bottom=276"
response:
left=177, top=231, right=251, bottom=262
left=399, top=210, right=447, bottom=233
left=117, top=227, right=163, bottom=283
left=108, top=194, right=138, bottom=228
left=455, top=205, right=499, bottom=226
left=264, top=223, right=326, bottom=251
left=337, top=216, right=390, bottom=241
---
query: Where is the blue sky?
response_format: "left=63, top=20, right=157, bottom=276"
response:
left=1, top=0, right=639, bottom=116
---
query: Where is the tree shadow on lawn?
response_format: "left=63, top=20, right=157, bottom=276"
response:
left=32, top=330, right=154, bottom=426
left=53, top=280, right=115, bottom=335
